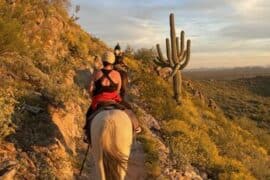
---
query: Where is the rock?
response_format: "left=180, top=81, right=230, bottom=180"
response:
left=22, top=73, right=30, bottom=80
left=6, top=0, right=16, bottom=5
left=186, top=81, right=193, bottom=88
left=29, top=75, right=40, bottom=82
left=184, top=171, right=193, bottom=178
left=129, top=85, right=140, bottom=97
left=1, top=143, right=16, bottom=152
left=0, top=160, right=17, bottom=180
left=49, top=105, right=81, bottom=154
left=192, top=175, right=203, bottom=180
left=208, top=98, right=217, bottom=110
left=132, top=104, right=161, bottom=130
left=156, top=175, right=168, bottom=180
left=164, top=168, right=170, bottom=175
left=175, top=172, right=182, bottom=179
left=199, top=172, right=208, bottom=180
left=6, top=72, right=16, bottom=79
left=156, top=67, right=172, bottom=79
left=23, top=104, right=42, bottom=114
left=0, top=168, right=16, bottom=180
left=33, top=91, right=42, bottom=97
left=93, top=55, right=103, bottom=70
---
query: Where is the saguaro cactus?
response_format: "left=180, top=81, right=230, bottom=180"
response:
left=154, top=13, right=191, bottom=104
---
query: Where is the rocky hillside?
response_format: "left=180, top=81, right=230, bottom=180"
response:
left=0, top=1, right=269, bottom=180
left=0, top=0, right=108, bottom=179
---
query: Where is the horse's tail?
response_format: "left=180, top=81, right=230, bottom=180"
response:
left=101, top=117, right=129, bottom=180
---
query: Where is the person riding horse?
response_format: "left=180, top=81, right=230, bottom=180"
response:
left=84, top=51, right=140, bottom=144
left=113, top=43, right=128, bottom=100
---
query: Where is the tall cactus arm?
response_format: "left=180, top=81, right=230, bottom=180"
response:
left=170, top=13, right=178, bottom=64
left=178, top=31, right=185, bottom=58
left=166, top=38, right=174, bottom=66
left=176, top=37, right=180, bottom=58
left=156, top=44, right=165, bottom=62
left=153, top=59, right=170, bottom=67
left=155, top=44, right=170, bottom=67
left=180, top=39, right=191, bottom=70
left=156, top=44, right=166, bottom=63
left=179, top=51, right=187, bottom=62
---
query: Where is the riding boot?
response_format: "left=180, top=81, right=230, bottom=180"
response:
left=83, top=106, right=94, bottom=144
left=124, top=109, right=141, bottom=134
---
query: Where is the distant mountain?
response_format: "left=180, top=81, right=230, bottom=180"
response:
left=184, top=66, right=270, bottom=80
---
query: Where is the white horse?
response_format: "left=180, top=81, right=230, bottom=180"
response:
left=90, top=109, right=133, bottom=180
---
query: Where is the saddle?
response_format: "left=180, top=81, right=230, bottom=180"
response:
left=84, top=101, right=140, bottom=145
left=88, top=101, right=126, bottom=121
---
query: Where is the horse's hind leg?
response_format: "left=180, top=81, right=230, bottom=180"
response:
left=92, top=143, right=106, bottom=180
left=91, top=120, right=106, bottom=180
left=119, top=133, right=132, bottom=180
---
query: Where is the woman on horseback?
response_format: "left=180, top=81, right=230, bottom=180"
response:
left=84, top=51, right=141, bottom=144
left=83, top=51, right=121, bottom=142
left=113, top=43, right=129, bottom=100
left=89, top=51, right=122, bottom=110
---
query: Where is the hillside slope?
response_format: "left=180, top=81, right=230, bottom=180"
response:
left=0, top=0, right=108, bottom=178
left=124, top=58, right=270, bottom=179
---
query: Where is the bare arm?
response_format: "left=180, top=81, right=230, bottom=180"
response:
left=89, top=79, right=94, bottom=94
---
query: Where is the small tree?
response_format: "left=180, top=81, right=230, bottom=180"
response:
left=71, top=5, right=80, bottom=21
left=124, top=44, right=134, bottom=57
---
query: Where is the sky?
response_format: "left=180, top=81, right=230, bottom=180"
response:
left=71, top=0, right=270, bottom=69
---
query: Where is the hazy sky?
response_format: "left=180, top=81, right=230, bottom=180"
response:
left=71, top=0, right=270, bottom=68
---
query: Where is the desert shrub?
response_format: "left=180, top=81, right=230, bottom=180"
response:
left=0, top=94, right=16, bottom=139
left=126, top=58, right=180, bottom=120
left=124, top=45, right=135, bottom=58
left=134, top=48, right=156, bottom=62
left=0, top=17, right=26, bottom=55
left=61, top=31, right=90, bottom=58
left=162, top=119, right=219, bottom=167
left=236, top=117, right=270, bottom=153
left=50, top=0, right=71, bottom=9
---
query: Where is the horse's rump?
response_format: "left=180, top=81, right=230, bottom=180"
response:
left=91, top=110, right=133, bottom=180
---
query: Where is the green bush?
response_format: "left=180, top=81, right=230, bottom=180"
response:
left=0, top=17, right=26, bottom=55
left=134, top=48, right=156, bottom=62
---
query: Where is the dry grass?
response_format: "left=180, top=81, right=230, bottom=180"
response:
left=127, top=57, right=270, bottom=179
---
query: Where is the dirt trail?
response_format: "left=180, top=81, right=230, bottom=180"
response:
left=77, top=140, right=146, bottom=180
left=126, top=140, right=146, bottom=180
